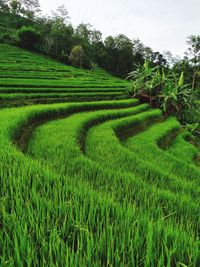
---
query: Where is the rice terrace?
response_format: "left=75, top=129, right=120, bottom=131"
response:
left=0, top=0, right=200, bottom=266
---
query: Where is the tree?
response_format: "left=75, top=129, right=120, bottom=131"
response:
left=186, top=35, right=200, bottom=63
left=151, top=51, right=167, bottom=67
left=41, top=6, right=73, bottom=59
left=17, top=26, right=41, bottom=50
left=4, top=0, right=40, bottom=18
left=0, top=0, right=9, bottom=12
left=75, top=23, right=92, bottom=42
left=132, top=39, right=145, bottom=55
left=9, top=0, right=23, bottom=15
left=103, top=34, right=135, bottom=76
left=73, top=23, right=94, bottom=68
left=186, top=35, right=200, bottom=89
left=143, top=46, right=154, bottom=62
left=69, top=45, right=85, bottom=67
left=21, top=0, right=41, bottom=19
left=89, top=29, right=104, bottom=67
left=52, top=5, right=70, bottom=25
left=104, top=36, right=118, bottom=72
left=131, top=39, right=146, bottom=68
left=91, top=29, right=102, bottom=44
left=50, top=17, right=73, bottom=57
left=114, top=34, right=134, bottom=76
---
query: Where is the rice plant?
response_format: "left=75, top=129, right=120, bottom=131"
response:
left=0, top=44, right=200, bottom=266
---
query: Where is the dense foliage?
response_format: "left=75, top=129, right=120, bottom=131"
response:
left=126, top=33, right=200, bottom=130
left=17, top=26, right=41, bottom=50
left=128, top=60, right=199, bottom=124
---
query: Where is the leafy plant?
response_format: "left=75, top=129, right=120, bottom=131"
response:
left=17, top=26, right=41, bottom=51
left=128, top=61, right=197, bottom=123
left=184, top=122, right=199, bottom=133
left=160, top=72, right=195, bottom=116
left=128, top=60, right=162, bottom=105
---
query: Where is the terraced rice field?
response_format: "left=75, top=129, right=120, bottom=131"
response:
left=0, top=44, right=200, bottom=266
left=0, top=44, right=129, bottom=107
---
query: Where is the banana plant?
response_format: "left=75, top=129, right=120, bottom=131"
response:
left=128, top=60, right=162, bottom=105
left=128, top=64, right=197, bottom=122
left=160, top=72, right=195, bottom=117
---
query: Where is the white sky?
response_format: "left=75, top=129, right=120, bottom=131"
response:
left=39, top=0, right=200, bottom=57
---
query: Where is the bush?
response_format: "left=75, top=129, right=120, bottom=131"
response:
left=128, top=60, right=197, bottom=124
left=69, top=45, right=85, bottom=67
left=0, top=33, right=17, bottom=44
left=17, top=26, right=41, bottom=51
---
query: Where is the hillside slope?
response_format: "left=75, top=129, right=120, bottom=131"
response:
left=0, top=44, right=130, bottom=106
left=0, top=44, right=200, bottom=266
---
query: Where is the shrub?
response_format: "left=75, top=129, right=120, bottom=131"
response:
left=0, top=33, right=17, bottom=44
left=128, top=61, right=198, bottom=124
left=17, top=26, right=41, bottom=51
left=69, top=45, right=85, bottom=67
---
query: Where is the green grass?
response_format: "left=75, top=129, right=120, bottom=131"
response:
left=0, top=44, right=200, bottom=266
left=167, top=131, right=200, bottom=164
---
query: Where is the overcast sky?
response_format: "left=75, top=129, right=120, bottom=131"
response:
left=39, top=0, right=200, bottom=57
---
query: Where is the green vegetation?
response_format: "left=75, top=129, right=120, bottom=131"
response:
left=0, top=43, right=129, bottom=106
left=128, top=58, right=200, bottom=141
left=0, top=23, right=200, bottom=267
left=0, top=0, right=169, bottom=77
left=0, top=98, right=199, bottom=265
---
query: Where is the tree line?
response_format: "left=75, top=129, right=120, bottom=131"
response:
left=0, top=0, right=199, bottom=84
left=0, top=0, right=173, bottom=77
